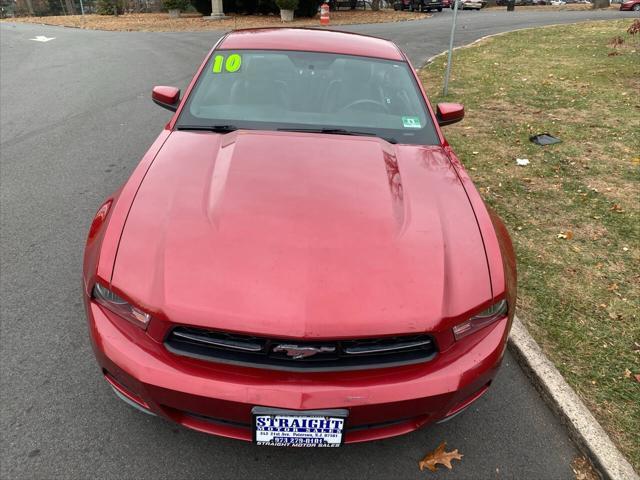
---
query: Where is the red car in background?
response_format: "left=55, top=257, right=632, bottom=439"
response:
left=83, top=28, right=517, bottom=447
left=620, top=0, right=640, bottom=10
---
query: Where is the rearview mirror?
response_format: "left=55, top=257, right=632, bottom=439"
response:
left=436, top=103, right=464, bottom=126
left=152, top=86, right=180, bottom=112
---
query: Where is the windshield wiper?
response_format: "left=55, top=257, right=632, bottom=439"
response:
left=278, top=127, right=397, bottom=144
left=177, top=125, right=239, bottom=133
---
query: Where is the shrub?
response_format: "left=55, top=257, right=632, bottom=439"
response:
left=96, top=0, right=124, bottom=14
left=276, top=0, right=298, bottom=9
left=295, top=0, right=319, bottom=16
left=190, top=0, right=211, bottom=14
left=191, top=0, right=284, bottom=14
left=163, top=0, right=189, bottom=9
left=237, top=0, right=259, bottom=13
left=257, top=0, right=278, bottom=13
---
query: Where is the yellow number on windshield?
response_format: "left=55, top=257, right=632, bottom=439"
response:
left=225, top=54, right=242, bottom=73
left=212, top=54, right=242, bottom=74
left=212, top=55, right=224, bottom=73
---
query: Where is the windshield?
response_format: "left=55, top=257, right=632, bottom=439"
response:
left=177, top=50, right=440, bottom=145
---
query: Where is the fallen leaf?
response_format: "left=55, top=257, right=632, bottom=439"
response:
left=558, top=231, right=573, bottom=240
left=572, top=456, right=599, bottom=480
left=607, top=283, right=619, bottom=291
left=624, top=369, right=631, bottom=379
left=419, top=442, right=463, bottom=472
left=610, top=204, right=624, bottom=213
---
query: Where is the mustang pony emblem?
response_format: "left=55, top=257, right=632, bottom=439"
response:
left=273, top=344, right=336, bottom=359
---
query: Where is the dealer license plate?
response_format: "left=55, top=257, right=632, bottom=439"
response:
left=252, top=407, right=348, bottom=447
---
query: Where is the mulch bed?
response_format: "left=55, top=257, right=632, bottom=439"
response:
left=4, top=10, right=429, bottom=31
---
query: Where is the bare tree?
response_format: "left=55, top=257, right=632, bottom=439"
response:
left=24, top=0, right=35, bottom=14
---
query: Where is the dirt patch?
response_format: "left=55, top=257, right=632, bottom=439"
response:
left=2, top=10, right=429, bottom=31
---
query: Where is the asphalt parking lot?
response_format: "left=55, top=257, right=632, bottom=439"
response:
left=0, top=9, right=633, bottom=479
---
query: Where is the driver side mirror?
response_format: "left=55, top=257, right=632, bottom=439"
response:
left=152, top=86, right=180, bottom=112
left=436, top=103, right=464, bottom=126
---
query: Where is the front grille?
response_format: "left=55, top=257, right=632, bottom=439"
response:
left=165, top=327, right=437, bottom=371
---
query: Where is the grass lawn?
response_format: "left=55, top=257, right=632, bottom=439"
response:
left=419, top=19, right=640, bottom=469
left=2, top=10, right=427, bottom=31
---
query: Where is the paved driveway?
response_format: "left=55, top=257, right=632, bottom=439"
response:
left=0, top=10, right=631, bottom=479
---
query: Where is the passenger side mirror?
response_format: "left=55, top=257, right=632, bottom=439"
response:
left=436, top=103, right=464, bottom=126
left=152, top=86, right=180, bottom=112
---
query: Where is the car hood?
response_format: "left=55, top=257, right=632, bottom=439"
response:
left=112, top=130, right=491, bottom=338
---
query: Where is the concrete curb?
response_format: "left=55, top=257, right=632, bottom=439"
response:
left=509, top=317, right=639, bottom=480
left=424, top=28, right=522, bottom=65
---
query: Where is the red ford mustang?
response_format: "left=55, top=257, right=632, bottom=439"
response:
left=83, top=28, right=516, bottom=447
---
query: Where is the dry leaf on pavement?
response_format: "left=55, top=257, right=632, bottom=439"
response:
left=418, top=441, right=463, bottom=472
left=571, top=456, right=599, bottom=480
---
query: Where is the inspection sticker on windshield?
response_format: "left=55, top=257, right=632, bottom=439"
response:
left=252, top=407, right=347, bottom=447
left=402, top=116, right=422, bottom=128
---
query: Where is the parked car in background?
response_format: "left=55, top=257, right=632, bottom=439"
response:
left=417, top=0, right=444, bottom=11
left=620, top=0, right=640, bottom=9
left=442, top=0, right=452, bottom=7
left=393, top=0, right=413, bottom=9
left=394, top=0, right=444, bottom=10
left=496, top=0, right=542, bottom=4
left=452, top=0, right=487, bottom=8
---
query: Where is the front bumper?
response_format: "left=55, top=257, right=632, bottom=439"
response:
left=87, top=300, right=509, bottom=443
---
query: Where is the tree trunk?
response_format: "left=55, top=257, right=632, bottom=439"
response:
left=371, top=0, right=380, bottom=10
left=64, top=0, right=76, bottom=13
left=591, top=0, right=609, bottom=8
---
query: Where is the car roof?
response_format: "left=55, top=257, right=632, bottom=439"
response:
left=218, top=28, right=405, bottom=61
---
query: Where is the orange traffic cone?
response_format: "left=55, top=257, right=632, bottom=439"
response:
left=320, top=2, right=330, bottom=26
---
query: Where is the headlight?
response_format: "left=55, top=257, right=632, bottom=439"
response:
left=452, top=299, right=508, bottom=340
left=93, top=283, right=151, bottom=330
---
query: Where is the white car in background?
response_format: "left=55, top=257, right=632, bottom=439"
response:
left=452, top=0, right=487, bottom=8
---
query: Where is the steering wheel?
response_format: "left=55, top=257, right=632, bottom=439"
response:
left=339, top=99, right=388, bottom=113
